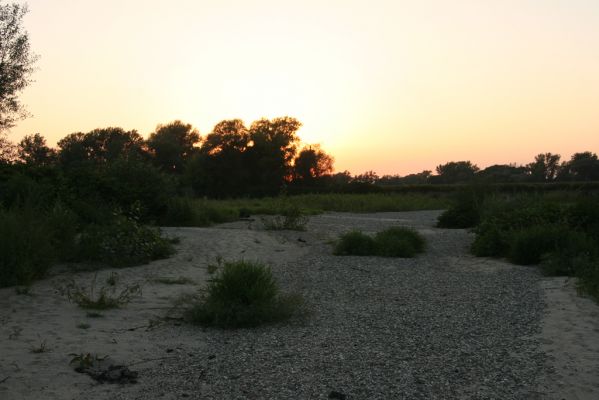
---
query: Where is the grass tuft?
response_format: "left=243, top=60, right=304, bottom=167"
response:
left=185, top=260, right=301, bottom=328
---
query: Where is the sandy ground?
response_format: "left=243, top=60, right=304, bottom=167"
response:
left=0, top=211, right=598, bottom=399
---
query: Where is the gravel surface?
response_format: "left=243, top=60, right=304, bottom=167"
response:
left=105, top=211, right=550, bottom=399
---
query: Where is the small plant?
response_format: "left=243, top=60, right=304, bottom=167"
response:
left=77, top=323, right=91, bottom=329
left=186, top=260, right=301, bottom=328
left=30, top=337, right=49, bottom=354
left=69, top=353, right=107, bottom=371
left=206, top=255, right=223, bottom=275
left=59, top=274, right=142, bottom=310
left=333, top=231, right=376, bottom=256
left=262, top=204, right=308, bottom=231
left=152, top=276, right=194, bottom=285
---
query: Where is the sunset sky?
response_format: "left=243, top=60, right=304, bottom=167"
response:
left=9, top=0, right=599, bottom=175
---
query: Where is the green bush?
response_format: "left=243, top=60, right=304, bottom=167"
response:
left=0, top=207, right=55, bottom=287
left=575, top=257, right=599, bottom=302
left=186, top=260, right=299, bottom=328
left=540, top=231, right=598, bottom=276
left=333, top=231, right=376, bottom=256
left=436, top=189, right=485, bottom=228
left=334, top=227, right=426, bottom=258
left=77, top=216, right=174, bottom=268
left=160, top=197, right=238, bottom=227
left=374, top=227, right=426, bottom=257
left=507, top=225, right=563, bottom=265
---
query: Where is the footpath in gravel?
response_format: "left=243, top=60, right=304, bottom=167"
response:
left=2, top=210, right=599, bottom=399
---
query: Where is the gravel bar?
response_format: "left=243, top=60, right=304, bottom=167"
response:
left=108, top=211, right=550, bottom=399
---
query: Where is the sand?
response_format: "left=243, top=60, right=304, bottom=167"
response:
left=0, top=211, right=597, bottom=399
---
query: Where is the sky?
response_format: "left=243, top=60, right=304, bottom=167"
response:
left=8, top=0, right=599, bottom=175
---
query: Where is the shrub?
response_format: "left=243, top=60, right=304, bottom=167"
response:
left=333, top=231, right=376, bottom=256
left=374, top=227, right=426, bottom=257
left=76, top=216, right=174, bottom=268
left=0, top=206, right=55, bottom=287
left=160, top=197, right=238, bottom=227
left=575, top=257, right=599, bottom=302
left=186, top=260, right=300, bottom=328
left=436, top=187, right=488, bottom=228
left=507, top=225, right=563, bottom=265
left=334, top=227, right=426, bottom=258
left=262, top=203, right=308, bottom=231
left=540, top=231, right=598, bottom=276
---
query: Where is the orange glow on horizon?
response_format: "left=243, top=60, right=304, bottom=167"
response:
left=9, top=0, right=599, bottom=175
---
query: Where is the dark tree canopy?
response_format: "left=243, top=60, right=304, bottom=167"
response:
left=0, top=2, right=37, bottom=131
left=57, top=127, right=145, bottom=167
left=559, top=152, right=599, bottom=181
left=245, top=117, right=302, bottom=196
left=527, top=153, right=561, bottom=182
left=188, top=119, right=250, bottom=198
left=477, top=164, right=528, bottom=183
left=293, top=144, right=334, bottom=182
left=17, top=133, right=56, bottom=166
left=434, top=161, right=479, bottom=183
left=147, top=120, right=200, bottom=173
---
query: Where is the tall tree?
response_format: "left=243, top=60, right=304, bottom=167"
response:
left=147, top=120, right=200, bottom=173
left=17, top=133, right=56, bottom=166
left=58, top=127, right=145, bottom=167
left=189, top=119, right=250, bottom=197
left=293, top=144, right=334, bottom=182
left=0, top=2, right=37, bottom=131
left=527, top=153, right=561, bottom=182
left=434, top=161, right=479, bottom=183
left=559, top=152, right=599, bottom=181
left=246, top=117, right=301, bottom=196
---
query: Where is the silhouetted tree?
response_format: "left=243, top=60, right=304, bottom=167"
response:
left=558, top=152, right=599, bottom=181
left=434, top=161, right=479, bottom=183
left=353, top=170, right=379, bottom=184
left=0, top=2, right=37, bottom=130
left=58, top=127, right=145, bottom=167
left=527, top=153, right=561, bottom=182
left=17, top=133, right=56, bottom=166
left=476, top=164, right=527, bottom=183
left=188, top=119, right=250, bottom=197
left=293, top=145, right=334, bottom=182
left=245, top=117, right=301, bottom=196
left=0, top=134, right=15, bottom=163
left=147, top=120, right=200, bottom=173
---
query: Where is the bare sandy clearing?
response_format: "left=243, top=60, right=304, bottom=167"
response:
left=0, top=211, right=597, bottom=399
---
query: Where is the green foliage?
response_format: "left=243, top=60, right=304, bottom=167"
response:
left=333, top=231, right=376, bottom=256
left=160, top=197, right=238, bottom=227
left=575, top=257, right=599, bottom=302
left=334, top=227, right=426, bottom=258
left=507, top=225, right=563, bottom=265
left=76, top=216, right=174, bottom=268
left=437, top=188, right=486, bottom=228
left=262, top=203, right=309, bottom=231
left=471, top=197, right=565, bottom=257
left=374, top=227, right=426, bottom=257
left=186, top=260, right=300, bottom=328
left=0, top=206, right=56, bottom=287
